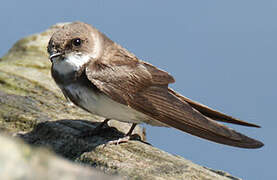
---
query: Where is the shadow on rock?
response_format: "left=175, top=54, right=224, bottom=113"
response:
left=18, top=119, right=134, bottom=160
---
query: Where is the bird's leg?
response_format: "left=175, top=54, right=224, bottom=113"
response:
left=79, top=118, right=110, bottom=137
left=62, top=91, right=75, bottom=107
left=126, top=123, right=137, bottom=136
left=106, top=123, right=137, bottom=145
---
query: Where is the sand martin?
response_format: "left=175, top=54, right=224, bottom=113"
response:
left=47, top=22, right=263, bottom=148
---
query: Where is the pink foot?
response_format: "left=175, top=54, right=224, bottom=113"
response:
left=105, top=136, right=131, bottom=146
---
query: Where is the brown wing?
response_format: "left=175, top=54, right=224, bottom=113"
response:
left=85, top=50, right=263, bottom=148
left=86, top=47, right=175, bottom=105
left=132, top=86, right=263, bottom=148
left=168, top=88, right=261, bottom=128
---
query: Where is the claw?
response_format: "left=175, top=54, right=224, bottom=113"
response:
left=104, top=136, right=131, bottom=147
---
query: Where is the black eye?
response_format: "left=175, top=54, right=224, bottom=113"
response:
left=72, top=38, right=82, bottom=46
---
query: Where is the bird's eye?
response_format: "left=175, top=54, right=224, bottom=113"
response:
left=72, top=38, right=82, bottom=46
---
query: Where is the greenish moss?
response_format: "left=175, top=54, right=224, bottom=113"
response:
left=0, top=71, right=29, bottom=96
left=14, top=62, right=50, bottom=70
left=0, top=110, right=37, bottom=132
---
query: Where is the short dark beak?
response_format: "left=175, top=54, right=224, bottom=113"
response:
left=49, top=52, right=62, bottom=62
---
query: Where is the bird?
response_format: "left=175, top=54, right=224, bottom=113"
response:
left=47, top=21, right=263, bottom=148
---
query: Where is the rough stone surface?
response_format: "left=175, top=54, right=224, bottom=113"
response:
left=0, top=135, right=120, bottom=180
left=0, top=23, right=241, bottom=180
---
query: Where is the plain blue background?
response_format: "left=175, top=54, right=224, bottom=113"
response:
left=1, top=1, right=275, bottom=179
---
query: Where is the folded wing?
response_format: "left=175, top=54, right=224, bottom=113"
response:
left=85, top=49, right=263, bottom=148
left=133, top=86, right=263, bottom=148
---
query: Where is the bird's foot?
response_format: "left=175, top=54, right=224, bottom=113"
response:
left=103, top=123, right=138, bottom=146
left=106, top=135, right=131, bottom=146
left=104, top=133, right=142, bottom=147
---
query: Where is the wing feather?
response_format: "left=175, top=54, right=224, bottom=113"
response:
left=168, top=88, right=261, bottom=128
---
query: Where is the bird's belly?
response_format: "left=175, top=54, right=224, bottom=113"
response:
left=64, top=83, right=155, bottom=124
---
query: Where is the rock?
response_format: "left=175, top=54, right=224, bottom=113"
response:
left=0, top=135, right=119, bottom=180
left=0, top=22, right=241, bottom=180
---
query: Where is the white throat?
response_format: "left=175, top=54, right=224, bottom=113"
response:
left=53, top=54, right=91, bottom=75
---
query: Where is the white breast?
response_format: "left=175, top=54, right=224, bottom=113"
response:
left=65, top=83, right=153, bottom=124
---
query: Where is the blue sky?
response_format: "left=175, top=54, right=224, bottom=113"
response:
left=1, top=1, right=276, bottom=179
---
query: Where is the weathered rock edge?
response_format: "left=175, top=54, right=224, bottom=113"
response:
left=0, top=23, right=240, bottom=180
